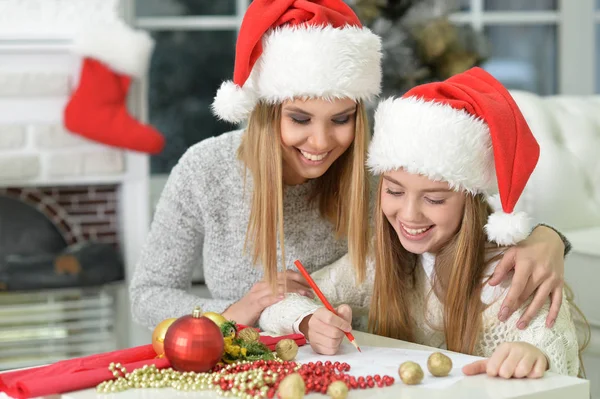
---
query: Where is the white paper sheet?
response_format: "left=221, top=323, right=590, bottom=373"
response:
left=294, top=343, right=485, bottom=389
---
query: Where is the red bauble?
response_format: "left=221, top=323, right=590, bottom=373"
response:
left=163, top=306, right=224, bottom=372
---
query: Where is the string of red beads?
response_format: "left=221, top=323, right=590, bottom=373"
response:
left=210, top=359, right=395, bottom=398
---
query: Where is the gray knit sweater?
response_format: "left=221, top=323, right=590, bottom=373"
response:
left=130, top=130, right=348, bottom=329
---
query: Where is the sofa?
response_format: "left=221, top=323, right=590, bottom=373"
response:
left=511, top=90, right=600, bottom=397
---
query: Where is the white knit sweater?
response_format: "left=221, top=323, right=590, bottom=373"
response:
left=258, top=252, right=580, bottom=376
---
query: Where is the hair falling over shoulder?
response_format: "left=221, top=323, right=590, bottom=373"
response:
left=368, top=176, right=418, bottom=342
left=237, top=101, right=371, bottom=291
left=566, top=285, right=591, bottom=378
left=237, top=103, right=284, bottom=290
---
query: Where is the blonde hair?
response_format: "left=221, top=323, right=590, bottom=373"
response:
left=368, top=180, right=491, bottom=349
left=369, top=178, right=590, bottom=375
left=237, top=100, right=371, bottom=290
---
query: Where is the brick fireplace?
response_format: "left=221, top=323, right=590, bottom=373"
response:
left=0, top=185, right=120, bottom=247
left=0, top=0, right=151, bottom=369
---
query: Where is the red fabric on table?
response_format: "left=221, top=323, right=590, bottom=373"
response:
left=0, top=345, right=169, bottom=399
left=0, top=333, right=306, bottom=398
left=259, top=333, right=306, bottom=351
left=236, top=324, right=257, bottom=331
left=236, top=325, right=307, bottom=351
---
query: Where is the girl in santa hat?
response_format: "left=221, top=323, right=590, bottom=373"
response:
left=129, top=1, right=571, bottom=332
left=259, top=67, right=587, bottom=378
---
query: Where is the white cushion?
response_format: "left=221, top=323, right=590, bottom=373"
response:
left=510, top=91, right=600, bottom=231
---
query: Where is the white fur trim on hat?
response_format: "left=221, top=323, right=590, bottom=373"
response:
left=255, top=25, right=381, bottom=103
left=73, top=19, right=154, bottom=78
left=212, top=81, right=258, bottom=123
left=367, top=96, right=496, bottom=193
left=212, top=24, right=381, bottom=122
left=485, top=210, right=531, bottom=246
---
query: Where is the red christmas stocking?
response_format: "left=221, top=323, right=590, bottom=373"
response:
left=63, top=21, right=165, bottom=154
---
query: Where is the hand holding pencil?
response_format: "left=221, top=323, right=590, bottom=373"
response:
left=294, top=260, right=362, bottom=353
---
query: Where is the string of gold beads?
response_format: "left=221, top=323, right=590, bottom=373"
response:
left=96, top=359, right=391, bottom=398
left=96, top=359, right=294, bottom=399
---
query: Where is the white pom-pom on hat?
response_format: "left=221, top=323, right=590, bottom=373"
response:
left=484, top=194, right=531, bottom=246
left=211, top=81, right=257, bottom=124
left=485, top=209, right=531, bottom=246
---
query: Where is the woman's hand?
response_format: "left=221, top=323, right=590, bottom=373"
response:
left=222, top=270, right=314, bottom=326
left=298, top=305, right=352, bottom=355
left=463, top=342, right=548, bottom=379
left=489, top=225, right=565, bottom=329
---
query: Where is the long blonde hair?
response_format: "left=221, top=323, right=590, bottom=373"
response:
left=368, top=178, right=590, bottom=370
left=368, top=180, right=491, bottom=351
left=237, top=100, right=371, bottom=289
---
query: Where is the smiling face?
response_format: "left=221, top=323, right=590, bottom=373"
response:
left=380, top=168, right=467, bottom=255
left=279, top=97, right=357, bottom=185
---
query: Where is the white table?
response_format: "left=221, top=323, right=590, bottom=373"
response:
left=10, top=330, right=584, bottom=399
left=564, top=226, right=600, bottom=399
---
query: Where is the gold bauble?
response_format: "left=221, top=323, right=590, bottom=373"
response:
left=277, top=373, right=305, bottom=399
left=398, top=361, right=424, bottom=385
left=275, top=339, right=299, bottom=361
left=327, top=380, right=349, bottom=399
left=427, top=352, right=453, bottom=377
left=414, top=18, right=457, bottom=62
left=151, top=317, right=177, bottom=356
left=202, top=311, right=228, bottom=327
left=237, top=327, right=260, bottom=343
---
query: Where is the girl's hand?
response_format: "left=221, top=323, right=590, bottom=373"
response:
left=462, top=342, right=548, bottom=379
left=299, top=305, right=352, bottom=355
left=222, top=270, right=314, bottom=326
left=490, top=225, right=565, bottom=329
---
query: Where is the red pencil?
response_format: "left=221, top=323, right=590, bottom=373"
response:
left=294, top=259, right=361, bottom=352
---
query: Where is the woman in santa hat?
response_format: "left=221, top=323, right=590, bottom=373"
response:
left=259, top=67, right=586, bottom=378
left=129, top=1, right=570, bottom=331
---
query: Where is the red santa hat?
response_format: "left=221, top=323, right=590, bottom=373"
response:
left=212, top=0, right=382, bottom=123
left=367, top=67, right=540, bottom=245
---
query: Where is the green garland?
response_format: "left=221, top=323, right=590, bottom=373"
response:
left=222, top=338, right=274, bottom=363
left=239, top=340, right=275, bottom=361
left=220, top=320, right=238, bottom=337
left=220, top=321, right=274, bottom=363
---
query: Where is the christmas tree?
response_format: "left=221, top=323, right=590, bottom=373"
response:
left=146, top=2, right=236, bottom=173
left=349, top=0, right=489, bottom=97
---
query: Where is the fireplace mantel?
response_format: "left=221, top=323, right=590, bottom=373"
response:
left=0, top=0, right=121, bottom=41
